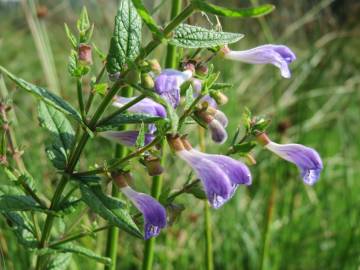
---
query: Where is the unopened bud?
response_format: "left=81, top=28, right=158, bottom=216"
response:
left=125, top=69, right=140, bottom=84
left=147, top=59, right=161, bottom=74
left=141, top=73, right=154, bottom=89
left=256, top=133, right=271, bottom=146
left=167, top=135, right=185, bottom=152
left=78, top=43, right=92, bottom=65
left=144, top=156, right=163, bottom=176
left=196, top=64, right=208, bottom=76
left=206, top=107, right=228, bottom=127
left=210, top=91, right=228, bottom=106
left=219, top=45, right=230, bottom=57
left=111, top=171, right=132, bottom=188
left=208, top=119, right=228, bottom=144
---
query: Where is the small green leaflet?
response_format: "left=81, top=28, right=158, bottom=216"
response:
left=131, top=0, right=163, bottom=38
left=77, top=6, right=90, bottom=33
left=135, top=122, right=146, bottom=148
left=46, top=253, right=72, bottom=270
left=80, top=183, right=142, bottom=238
left=107, top=0, right=142, bottom=74
left=169, top=24, right=243, bottom=48
left=96, top=112, right=163, bottom=131
left=38, top=102, right=75, bottom=170
left=184, top=84, right=195, bottom=110
left=64, top=23, right=77, bottom=48
left=193, top=0, right=275, bottom=18
left=0, top=66, right=83, bottom=125
left=0, top=195, right=44, bottom=212
left=52, top=243, right=111, bottom=265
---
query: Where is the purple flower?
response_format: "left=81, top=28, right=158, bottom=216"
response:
left=192, top=79, right=217, bottom=108
left=177, top=149, right=233, bottom=208
left=212, top=110, right=228, bottom=128
left=113, top=97, right=166, bottom=133
left=265, top=142, right=323, bottom=185
left=121, top=186, right=167, bottom=240
left=154, top=69, right=193, bottom=108
left=222, top=45, right=296, bottom=78
left=99, top=130, right=155, bottom=146
left=113, top=97, right=166, bottom=118
left=208, top=118, right=228, bottom=144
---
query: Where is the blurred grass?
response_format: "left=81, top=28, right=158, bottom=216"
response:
left=0, top=0, right=360, bottom=269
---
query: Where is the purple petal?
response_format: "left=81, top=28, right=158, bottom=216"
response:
left=213, top=110, right=228, bottom=127
left=208, top=119, right=228, bottom=144
left=224, top=44, right=296, bottom=78
left=177, top=150, right=233, bottom=208
left=154, top=69, right=192, bottom=108
left=99, top=130, right=155, bottom=146
left=113, top=97, right=166, bottom=118
left=266, top=142, right=323, bottom=185
left=121, top=187, right=167, bottom=240
left=193, top=150, right=252, bottom=187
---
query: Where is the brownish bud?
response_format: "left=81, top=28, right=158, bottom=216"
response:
left=167, top=134, right=185, bottom=152
left=144, top=156, right=164, bottom=176
left=180, top=136, right=193, bottom=151
left=111, top=171, right=131, bottom=188
left=256, top=133, right=271, bottom=146
left=78, top=43, right=92, bottom=65
left=195, top=110, right=214, bottom=124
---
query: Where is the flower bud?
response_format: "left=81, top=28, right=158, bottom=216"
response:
left=147, top=59, right=161, bottom=75
left=141, top=73, right=155, bottom=89
left=208, top=119, right=228, bottom=144
left=206, top=107, right=228, bottom=127
left=210, top=91, right=228, bottom=106
left=144, top=156, right=164, bottom=176
left=196, top=64, right=208, bottom=76
left=78, top=43, right=92, bottom=65
left=111, top=171, right=129, bottom=188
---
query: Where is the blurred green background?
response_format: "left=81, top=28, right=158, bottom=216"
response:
left=0, top=0, right=360, bottom=269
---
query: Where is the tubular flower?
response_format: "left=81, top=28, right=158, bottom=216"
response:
left=221, top=45, right=296, bottom=78
left=257, top=133, right=323, bottom=185
left=113, top=96, right=166, bottom=133
left=120, top=186, right=167, bottom=239
left=99, top=130, right=155, bottom=146
left=196, top=110, right=228, bottom=144
left=154, top=69, right=193, bottom=108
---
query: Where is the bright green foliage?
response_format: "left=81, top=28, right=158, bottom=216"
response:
left=64, top=23, right=77, bottom=49
left=52, top=243, right=112, bottom=265
left=80, top=183, right=142, bottom=238
left=107, top=0, right=142, bottom=74
left=193, top=0, right=275, bottom=18
left=0, top=195, right=44, bottom=211
left=135, top=122, right=146, bottom=148
left=38, top=102, right=75, bottom=170
left=46, top=253, right=72, bottom=270
left=0, top=66, right=83, bottom=125
left=170, top=24, right=243, bottom=48
left=77, top=7, right=91, bottom=34
left=131, top=0, right=163, bottom=38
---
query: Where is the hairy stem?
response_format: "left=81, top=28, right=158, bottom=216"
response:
left=77, top=78, right=85, bottom=119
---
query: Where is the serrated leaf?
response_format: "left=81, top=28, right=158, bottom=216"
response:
left=97, top=112, right=164, bottom=131
left=107, top=0, right=142, bottom=74
left=0, top=66, right=83, bottom=124
left=38, top=102, right=75, bottom=170
left=93, top=83, right=108, bottom=96
left=3, top=212, right=37, bottom=248
left=64, top=23, right=77, bottom=48
left=193, top=0, right=275, bottom=18
left=80, top=184, right=142, bottom=238
left=169, top=24, right=243, bottom=48
left=77, top=6, right=90, bottom=33
left=46, top=253, right=72, bottom=270
left=53, top=243, right=111, bottom=265
left=0, top=195, right=44, bottom=211
left=131, top=0, right=163, bottom=38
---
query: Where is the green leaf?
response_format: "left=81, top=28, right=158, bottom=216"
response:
left=80, top=184, right=142, bottom=238
left=193, top=0, right=275, bottom=18
left=53, top=243, right=111, bottom=265
left=211, top=82, right=233, bottom=90
left=64, top=23, right=77, bottom=48
left=77, top=6, right=90, bottom=33
left=135, top=122, right=146, bottom=148
left=97, top=112, right=164, bottom=131
left=107, top=0, right=142, bottom=74
left=164, top=102, right=179, bottom=133
left=184, top=84, right=195, bottom=110
left=169, top=24, right=243, bottom=48
left=46, top=253, right=72, bottom=270
left=93, top=83, right=108, bottom=96
left=185, top=181, right=206, bottom=200
left=3, top=212, right=37, bottom=248
left=232, top=142, right=257, bottom=154
left=38, top=102, right=75, bottom=170
left=0, top=66, right=83, bottom=124
left=92, top=43, right=107, bottom=61
left=0, top=195, right=44, bottom=211
left=131, top=0, right=163, bottom=38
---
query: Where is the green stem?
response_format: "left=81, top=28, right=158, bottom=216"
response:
left=77, top=78, right=85, bottom=119
left=142, top=1, right=183, bottom=269
left=198, top=127, right=214, bottom=270
left=104, top=86, right=133, bottom=270
left=85, top=64, right=106, bottom=114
